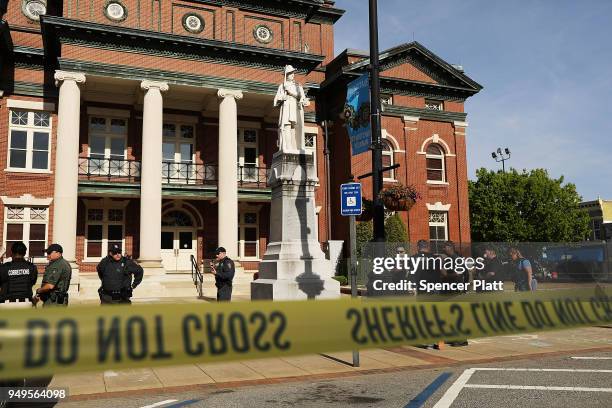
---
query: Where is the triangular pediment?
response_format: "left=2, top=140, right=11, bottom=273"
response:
left=345, top=42, right=482, bottom=91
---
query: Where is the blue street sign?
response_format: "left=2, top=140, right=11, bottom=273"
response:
left=341, top=183, right=362, bottom=216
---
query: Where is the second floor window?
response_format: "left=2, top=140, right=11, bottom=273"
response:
left=382, top=139, right=395, bottom=180
left=8, top=110, right=51, bottom=171
left=426, top=143, right=446, bottom=182
left=88, top=116, right=127, bottom=175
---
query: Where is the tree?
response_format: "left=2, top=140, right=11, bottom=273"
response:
left=356, top=220, right=373, bottom=257
left=385, top=214, right=408, bottom=243
left=469, top=168, right=590, bottom=242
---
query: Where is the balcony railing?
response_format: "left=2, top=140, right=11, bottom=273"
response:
left=162, top=161, right=217, bottom=185
left=79, top=158, right=270, bottom=188
left=78, top=157, right=141, bottom=182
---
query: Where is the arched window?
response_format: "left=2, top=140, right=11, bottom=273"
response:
left=161, top=210, right=193, bottom=227
left=426, top=143, right=445, bottom=182
left=382, top=139, right=395, bottom=180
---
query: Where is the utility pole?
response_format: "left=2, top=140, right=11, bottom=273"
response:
left=369, top=0, right=385, bottom=243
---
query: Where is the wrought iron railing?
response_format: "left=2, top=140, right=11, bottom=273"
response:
left=162, top=162, right=217, bottom=185
left=237, top=165, right=270, bottom=188
left=79, top=158, right=270, bottom=188
left=191, top=254, right=204, bottom=298
left=78, top=157, right=141, bottom=182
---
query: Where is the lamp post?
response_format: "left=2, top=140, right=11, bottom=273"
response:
left=491, top=147, right=511, bottom=172
left=369, top=0, right=385, bottom=243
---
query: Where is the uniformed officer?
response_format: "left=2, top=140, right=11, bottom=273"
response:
left=0, top=241, right=38, bottom=305
left=209, top=247, right=235, bottom=301
left=97, top=244, right=143, bottom=305
left=33, top=243, right=72, bottom=307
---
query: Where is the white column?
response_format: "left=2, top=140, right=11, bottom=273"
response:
left=217, top=89, right=243, bottom=258
left=138, top=80, right=169, bottom=272
left=53, top=71, right=85, bottom=278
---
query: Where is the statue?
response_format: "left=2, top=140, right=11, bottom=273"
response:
left=274, top=65, right=310, bottom=152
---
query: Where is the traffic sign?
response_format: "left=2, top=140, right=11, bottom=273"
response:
left=341, top=183, right=362, bottom=216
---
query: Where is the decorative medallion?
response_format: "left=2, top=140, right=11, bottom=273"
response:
left=104, top=1, right=128, bottom=22
left=22, top=0, right=47, bottom=22
left=253, top=24, right=273, bottom=44
left=182, top=13, right=205, bottom=34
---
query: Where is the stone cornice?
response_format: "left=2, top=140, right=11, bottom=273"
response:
left=41, top=15, right=325, bottom=73
left=382, top=104, right=467, bottom=123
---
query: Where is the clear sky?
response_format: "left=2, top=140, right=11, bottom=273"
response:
left=332, top=0, right=612, bottom=200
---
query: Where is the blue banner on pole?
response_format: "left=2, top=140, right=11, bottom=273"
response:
left=344, top=73, right=371, bottom=156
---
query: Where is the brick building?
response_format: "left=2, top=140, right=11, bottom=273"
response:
left=0, top=1, right=480, bottom=294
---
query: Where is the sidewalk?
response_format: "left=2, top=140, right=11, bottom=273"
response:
left=50, top=326, right=612, bottom=398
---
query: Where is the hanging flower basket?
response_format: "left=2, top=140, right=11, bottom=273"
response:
left=379, top=184, right=421, bottom=212
left=382, top=196, right=415, bottom=211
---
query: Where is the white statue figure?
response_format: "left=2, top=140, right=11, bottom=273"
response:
left=274, top=65, right=310, bottom=152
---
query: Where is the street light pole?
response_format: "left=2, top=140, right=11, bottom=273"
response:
left=369, top=0, right=385, bottom=243
left=491, top=147, right=511, bottom=172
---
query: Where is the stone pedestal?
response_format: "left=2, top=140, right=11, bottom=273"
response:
left=251, top=151, right=340, bottom=300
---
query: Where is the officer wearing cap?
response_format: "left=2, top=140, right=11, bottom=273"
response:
left=209, top=247, right=235, bottom=301
left=34, top=243, right=72, bottom=307
left=97, top=244, right=143, bottom=304
left=0, top=242, right=38, bottom=305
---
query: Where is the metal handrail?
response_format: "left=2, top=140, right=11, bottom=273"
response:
left=191, top=254, right=203, bottom=298
left=79, top=158, right=270, bottom=187
left=78, top=157, right=141, bottom=182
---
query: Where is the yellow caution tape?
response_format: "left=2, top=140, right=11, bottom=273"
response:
left=0, top=289, right=610, bottom=380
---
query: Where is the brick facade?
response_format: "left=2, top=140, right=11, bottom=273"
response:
left=0, top=1, right=480, bottom=273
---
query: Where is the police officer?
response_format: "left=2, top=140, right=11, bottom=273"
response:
left=210, top=247, right=235, bottom=301
left=33, top=243, right=72, bottom=307
left=97, top=244, right=143, bottom=304
left=0, top=242, right=38, bottom=305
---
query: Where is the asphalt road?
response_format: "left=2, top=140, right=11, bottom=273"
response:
left=55, top=350, right=612, bottom=408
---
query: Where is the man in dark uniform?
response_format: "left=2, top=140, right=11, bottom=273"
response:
left=0, top=241, right=38, bottom=305
left=97, top=244, right=143, bottom=304
left=34, top=244, right=71, bottom=307
left=210, top=247, right=235, bottom=301
left=479, top=247, right=503, bottom=292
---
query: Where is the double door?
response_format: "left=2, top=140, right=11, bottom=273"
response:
left=161, top=228, right=196, bottom=272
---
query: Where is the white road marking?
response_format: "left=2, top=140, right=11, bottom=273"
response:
left=139, top=400, right=178, bottom=408
left=474, top=368, right=612, bottom=372
left=433, top=367, right=612, bottom=408
left=570, top=357, right=612, bottom=360
left=464, top=384, right=612, bottom=392
left=432, top=368, right=475, bottom=408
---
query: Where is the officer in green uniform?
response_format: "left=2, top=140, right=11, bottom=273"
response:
left=33, top=243, right=72, bottom=307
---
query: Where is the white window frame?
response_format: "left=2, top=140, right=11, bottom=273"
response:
left=429, top=211, right=448, bottom=253
left=303, top=130, right=318, bottom=179
left=88, top=115, right=128, bottom=175
left=382, top=139, right=396, bottom=181
left=238, top=211, right=260, bottom=260
left=238, top=128, right=259, bottom=182
left=425, top=99, right=444, bottom=111
left=6, top=109, right=52, bottom=173
left=426, top=143, right=447, bottom=184
left=84, top=205, right=126, bottom=262
left=2, top=206, right=49, bottom=262
left=162, top=121, right=197, bottom=183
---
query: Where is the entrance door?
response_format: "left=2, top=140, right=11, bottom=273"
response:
left=161, top=228, right=196, bottom=273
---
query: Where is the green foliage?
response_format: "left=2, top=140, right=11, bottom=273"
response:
left=468, top=168, right=591, bottom=242
left=356, top=220, right=373, bottom=256
left=332, top=275, right=348, bottom=286
left=385, top=214, right=408, bottom=243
